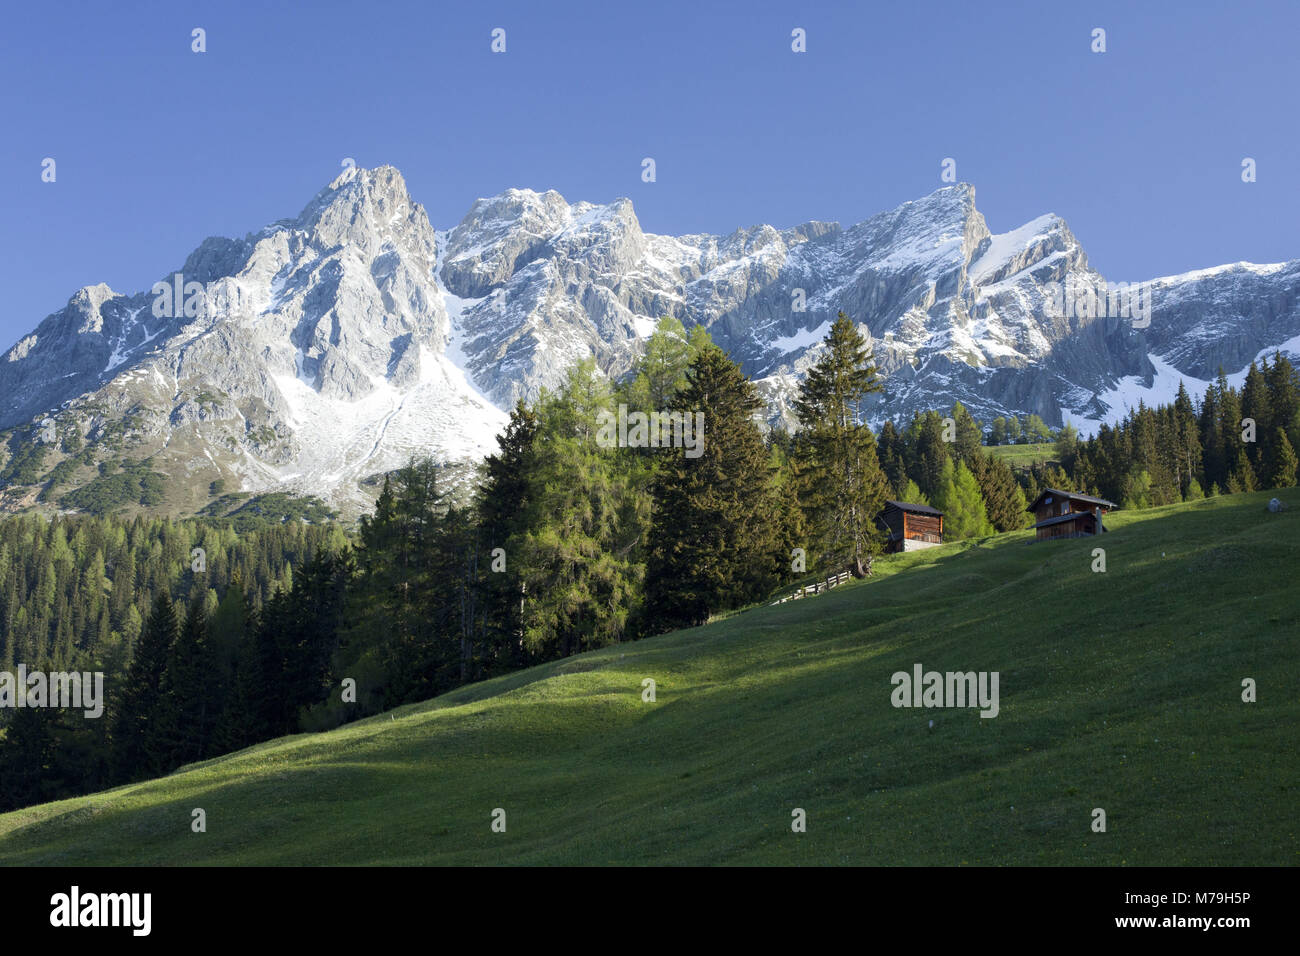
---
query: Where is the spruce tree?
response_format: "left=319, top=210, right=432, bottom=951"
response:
left=166, top=598, right=220, bottom=765
left=949, top=402, right=983, bottom=464
left=112, top=591, right=179, bottom=781
left=1266, top=352, right=1300, bottom=447
left=647, top=345, right=784, bottom=628
left=974, top=454, right=1029, bottom=532
left=1241, top=361, right=1272, bottom=475
left=477, top=400, right=539, bottom=671
left=1173, top=382, right=1203, bottom=497
left=1199, top=380, right=1226, bottom=491
left=908, top=412, right=951, bottom=501
left=1269, top=428, right=1298, bottom=488
left=0, top=706, right=54, bottom=810
left=1227, top=448, right=1258, bottom=494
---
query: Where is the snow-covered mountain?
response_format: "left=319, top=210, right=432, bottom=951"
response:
left=2, top=165, right=1297, bottom=515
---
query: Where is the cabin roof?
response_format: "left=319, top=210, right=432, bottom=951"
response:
left=1032, top=511, right=1107, bottom=530
left=882, top=500, right=944, bottom=516
left=1025, top=488, right=1117, bottom=512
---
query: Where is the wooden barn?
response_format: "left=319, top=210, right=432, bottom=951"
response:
left=1027, top=488, right=1116, bottom=541
left=876, top=501, right=944, bottom=553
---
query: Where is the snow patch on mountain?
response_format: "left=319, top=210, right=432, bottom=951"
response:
left=2, top=166, right=1298, bottom=517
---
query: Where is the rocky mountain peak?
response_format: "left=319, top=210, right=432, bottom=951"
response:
left=1, top=166, right=1296, bottom=518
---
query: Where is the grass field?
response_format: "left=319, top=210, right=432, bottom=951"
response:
left=986, top=442, right=1056, bottom=469
left=1, top=489, right=1296, bottom=865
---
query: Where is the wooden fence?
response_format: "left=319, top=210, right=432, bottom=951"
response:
left=771, top=570, right=852, bottom=605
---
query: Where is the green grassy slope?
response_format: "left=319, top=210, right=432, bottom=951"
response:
left=2, top=490, right=1296, bottom=866
left=986, top=442, right=1056, bottom=468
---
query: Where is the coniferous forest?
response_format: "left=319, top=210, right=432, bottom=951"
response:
left=1, top=315, right=1297, bottom=811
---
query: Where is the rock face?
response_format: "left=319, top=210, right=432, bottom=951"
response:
left=2, top=165, right=1297, bottom=515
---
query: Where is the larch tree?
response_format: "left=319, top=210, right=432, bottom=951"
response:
left=792, top=312, right=890, bottom=577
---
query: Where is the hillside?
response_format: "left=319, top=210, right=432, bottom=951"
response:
left=1, top=489, right=1296, bottom=866
left=986, top=441, right=1056, bottom=470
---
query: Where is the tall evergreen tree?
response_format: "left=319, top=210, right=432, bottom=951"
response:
left=1172, top=382, right=1203, bottom=497
left=647, top=345, right=785, bottom=628
left=476, top=400, right=539, bottom=672
left=1241, top=360, right=1272, bottom=475
left=949, top=402, right=983, bottom=465
left=1269, top=428, right=1298, bottom=488
left=166, top=598, right=220, bottom=766
left=1266, top=352, right=1300, bottom=447
left=792, top=313, right=889, bottom=577
left=907, top=411, right=951, bottom=501
left=973, top=454, right=1029, bottom=532
left=112, top=591, right=179, bottom=781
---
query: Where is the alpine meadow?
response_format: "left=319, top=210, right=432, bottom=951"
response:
left=1, top=2, right=1297, bottom=936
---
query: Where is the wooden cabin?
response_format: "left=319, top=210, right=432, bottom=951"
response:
left=1027, top=488, right=1116, bottom=541
left=876, top=501, right=944, bottom=553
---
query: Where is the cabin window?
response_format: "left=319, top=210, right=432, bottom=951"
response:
left=1061, top=501, right=1070, bottom=514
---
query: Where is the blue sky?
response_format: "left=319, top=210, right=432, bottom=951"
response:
left=1, top=0, right=1296, bottom=349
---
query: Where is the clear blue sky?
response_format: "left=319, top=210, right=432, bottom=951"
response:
left=2, top=0, right=1296, bottom=350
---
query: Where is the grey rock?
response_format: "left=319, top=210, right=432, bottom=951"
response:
left=2, top=166, right=1297, bottom=516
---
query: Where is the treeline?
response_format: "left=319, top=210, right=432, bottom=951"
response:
left=986, top=413, right=1055, bottom=445
left=0, top=515, right=345, bottom=809
left=879, top=355, right=1300, bottom=528
left=1044, top=357, right=1300, bottom=507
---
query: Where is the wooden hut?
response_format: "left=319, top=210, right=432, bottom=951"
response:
left=1026, top=488, right=1116, bottom=541
left=876, top=501, right=944, bottom=553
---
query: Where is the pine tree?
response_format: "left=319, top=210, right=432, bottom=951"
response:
left=792, top=312, right=889, bottom=577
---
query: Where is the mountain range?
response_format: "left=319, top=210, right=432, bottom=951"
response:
left=2, top=165, right=1297, bottom=515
